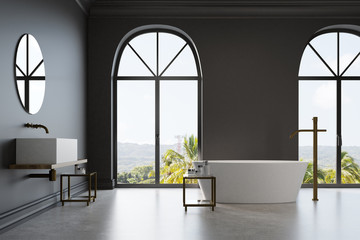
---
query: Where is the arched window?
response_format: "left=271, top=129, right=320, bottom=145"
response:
left=112, top=25, right=202, bottom=186
left=299, top=25, right=360, bottom=185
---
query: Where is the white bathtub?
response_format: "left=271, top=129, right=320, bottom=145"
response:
left=194, top=160, right=308, bottom=203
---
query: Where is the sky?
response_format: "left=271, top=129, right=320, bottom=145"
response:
left=117, top=81, right=197, bottom=145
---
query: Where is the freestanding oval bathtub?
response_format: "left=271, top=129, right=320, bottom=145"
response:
left=194, top=160, right=308, bottom=203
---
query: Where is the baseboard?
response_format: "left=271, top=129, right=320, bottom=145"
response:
left=0, top=181, right=87, bottom=233
left=97, top=178, right=115, bottom=190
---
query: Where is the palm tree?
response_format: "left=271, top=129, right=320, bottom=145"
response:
left=302, top=160, right=327, bottom=183
left=301, top=151, right=360, bottom=184
left=158, top=135, right=198, bottom=184
left=341, top=151, right=360, bottom=183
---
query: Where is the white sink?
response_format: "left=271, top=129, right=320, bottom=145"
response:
left=16, top=138, right=77, bottom=164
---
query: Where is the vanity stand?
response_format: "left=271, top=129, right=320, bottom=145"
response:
left=60, top=172, right=97, bottom=206
left=9, top=159, right=88, bottom=181
left=183, top=174, right=216, bottom=211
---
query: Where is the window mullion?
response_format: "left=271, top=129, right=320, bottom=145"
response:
left=337, top=79, right=342, bottom=185
left=159, top=43, right=187, bottom=77
left=309, top=43, right=337, bottom=77
left=157, top=32, right=159, bottom=77
left=128, top=43, right=156, bottom=77
left=340, top=52, right=360, bottom=77
left=337, top=32, right=340, bottom=77
left=336, top=33, right=342, bottom=185
left=155, top=32, right=160, bottom=184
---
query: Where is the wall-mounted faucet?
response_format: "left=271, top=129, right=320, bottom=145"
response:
left=24, top=123, right=49, bottom=134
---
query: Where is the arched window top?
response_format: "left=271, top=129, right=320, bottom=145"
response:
left=299, top=26, right=360, bottom=78
left=114, top=25, right=202, bottom=79
left=315, top=24, right=360, bottom=36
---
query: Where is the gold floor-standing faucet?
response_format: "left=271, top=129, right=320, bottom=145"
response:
left=290, top=117, right=326, bottom=201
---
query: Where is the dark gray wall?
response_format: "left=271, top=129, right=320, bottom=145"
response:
left=88, top=4, right=360, bottom=187
left=0, top=0, right=87, bottom=228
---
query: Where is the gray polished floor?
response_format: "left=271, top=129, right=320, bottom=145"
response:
left=1, top=188, right=360, bottom=240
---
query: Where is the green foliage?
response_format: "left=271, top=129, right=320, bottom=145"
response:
left=160, top=135, right=198, bottom=184
left=117, top=165, right=154, bottom=184
left=183, top=136, right=198, bottom=162
left=341, top=152, right=360, bottom=183
left=117, top=135, right=198, bottom=184
left=302, top=160, right=327, bottom=184
left=301, top=151, right=360, bottom=184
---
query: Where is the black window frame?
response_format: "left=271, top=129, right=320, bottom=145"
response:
left=112, top=25, right=203, bottom=188
left=299, top=26, right=360, bottom=188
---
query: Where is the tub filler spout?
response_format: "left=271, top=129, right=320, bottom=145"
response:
left=290, top=117, right=326, bottom=201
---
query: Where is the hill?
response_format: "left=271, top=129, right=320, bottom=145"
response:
left=117, top=142, right=179, bottom=172
left=299, top=146, right=360, bottom=168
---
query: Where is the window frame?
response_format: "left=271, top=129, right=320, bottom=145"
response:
left=112, top=25, right=203, bottom=188
left=299, top=26, right=360, bottom=188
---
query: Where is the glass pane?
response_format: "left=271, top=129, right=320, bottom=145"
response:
left=343, top=54, right=360, bottom=76
left=16, top=80, right=25, bottom=104
left=342, top=81, right=360, bottom=183
left=16, top=36, right=27, bottom=74
left=15, top=67, right=24, bottom=76
left=129, top=33, right=157, bottom=75
left=117, top=81, right=155, bottom=184
left=159, top=33, right=186, bottom=75
left=299, top=45, right=334, bottom=76
left=340, top=33, right=360, bottom=76
left=299, top=81, right=336, bottom=184
left=309, top=33, right=337, bottom=75
left=28, top=35, right=44, bottom=75
left=29, top=80, right=45, bottom=114
left=160, top=81, right=198, bottom=184
left=118, top=45, right=154, bottom=76
left=162, top=45, right=198, bottom=77
left=32, top=63, right=45, bottom=76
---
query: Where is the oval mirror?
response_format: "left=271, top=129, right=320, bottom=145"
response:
left=15, top=34, right=46, bottom=114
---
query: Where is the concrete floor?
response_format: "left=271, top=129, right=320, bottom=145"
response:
left=1, top=188, right=360, bottom=240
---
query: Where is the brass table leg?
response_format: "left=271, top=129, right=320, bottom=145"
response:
left=94, top=172, right=97, bottom=202
left=60, top=175, right=64, bottom=206
left=183, top=177, right=186, bottom=211
left=68, top=176, right=71, bottom=200
left=214, top=177, right=216, bottom=207
left=88, top=174, right=91, bottom=206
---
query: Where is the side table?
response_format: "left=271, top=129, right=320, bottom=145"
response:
left=183, top=174, right=216, bottom=211
left=60, top=172, right=97, bottom=206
